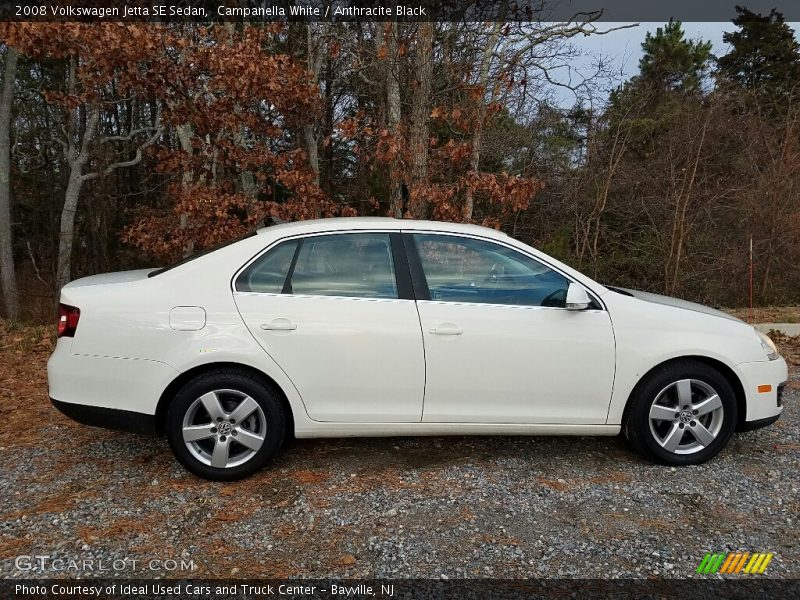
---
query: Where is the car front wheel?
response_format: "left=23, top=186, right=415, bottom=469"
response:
left=624, top=360, right=738, bottom=465
left=166, top=369, right=286, bottom=480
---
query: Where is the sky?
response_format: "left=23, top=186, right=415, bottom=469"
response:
left=551, top=21, right=800, bottom=106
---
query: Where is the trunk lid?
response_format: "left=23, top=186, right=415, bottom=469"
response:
left=62, top=269, right=156, bottom=290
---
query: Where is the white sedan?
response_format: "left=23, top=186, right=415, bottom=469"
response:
left=48, top=218, right=787, bottom=480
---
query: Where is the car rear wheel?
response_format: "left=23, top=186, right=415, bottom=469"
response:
left=623, top=360, right=737, bottom=465
left=166, top=369, right=286, bottom=480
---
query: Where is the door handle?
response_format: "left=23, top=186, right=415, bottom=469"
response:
left=260, top=319, right=297, bottom=331
left=430, top=324, right=463, bottom=336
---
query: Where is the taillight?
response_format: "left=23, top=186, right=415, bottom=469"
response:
left=57, top=303, right=80, bottom=338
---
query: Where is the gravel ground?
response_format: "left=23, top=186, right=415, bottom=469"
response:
left=0, top=325, right=798, bottom=580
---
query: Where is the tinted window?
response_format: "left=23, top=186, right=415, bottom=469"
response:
left=289, top=233, right=398, bottom=299
left=235, top=240, right=297, bottom=293
left=413, top=234, right=569, bottom=307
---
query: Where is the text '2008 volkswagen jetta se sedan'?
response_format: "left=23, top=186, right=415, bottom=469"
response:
left=48, top=218, right=787, bottom=480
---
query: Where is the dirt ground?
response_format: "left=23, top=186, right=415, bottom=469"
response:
left=0, top=319, right=798, bottom=579
left=725, top=306, right=800, bottom=324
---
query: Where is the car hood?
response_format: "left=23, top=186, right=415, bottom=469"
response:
left=611, top=287, right=742, bottom=323
left=62, top=269, right=156, bottom=289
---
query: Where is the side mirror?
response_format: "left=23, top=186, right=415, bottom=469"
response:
left=565, top=282, right=591, bottom=310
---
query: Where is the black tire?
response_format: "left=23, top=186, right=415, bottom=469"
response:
left=623, top=360, right=737, bottom=466
left=166, top=369, right=287, bottom=481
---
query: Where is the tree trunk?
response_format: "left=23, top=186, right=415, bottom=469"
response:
left=304, top=123, right=320, bottom=186
left=665, top=108, right=710, bottom=296
left=56, top=102, right=99, bottom=293
left=322, top=54, right=335, bottom=196
left=241, top=171, right=257, bottom=196
left=386, top=23, right=403, bottom=218
left=56, top=172, right=83, bottom=293
left=0, top=46, right=19, bottom=319
left=577, top=124, right=626, bottom=269
left=176, top=122, right=194, bottom=256
left=463, top=23, right=501, bottom=223
left=303, top=22, right=326, bottom=216
left=408, top=22, right=435, bottom=219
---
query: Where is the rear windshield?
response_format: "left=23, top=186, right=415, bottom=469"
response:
left=148, top=232, right=257, bottom=277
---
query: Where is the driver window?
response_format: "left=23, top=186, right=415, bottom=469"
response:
left=412, top=233, right=569, bottom=307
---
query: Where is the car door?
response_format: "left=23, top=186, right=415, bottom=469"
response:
left=407, top=232, right=615, bottom=424
left=233, top=231, right=425, bottom=422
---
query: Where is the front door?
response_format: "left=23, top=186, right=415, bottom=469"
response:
left=234, top=231, right=425, bottom=422
left=408, top=232, right=615, bottom=424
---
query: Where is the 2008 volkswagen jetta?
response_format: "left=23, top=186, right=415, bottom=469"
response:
left=48, top=218, right=787, bottom=480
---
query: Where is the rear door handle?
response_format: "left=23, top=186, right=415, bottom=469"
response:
left=430, top=324, right=463, bottom=336
left=260, top=318, right=297, bottom=331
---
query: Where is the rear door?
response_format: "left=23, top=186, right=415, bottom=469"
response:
left=233, top=231, right=425, bottom=422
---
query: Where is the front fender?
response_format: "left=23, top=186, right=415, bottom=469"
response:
left=604, top=293, right=766, bottom=424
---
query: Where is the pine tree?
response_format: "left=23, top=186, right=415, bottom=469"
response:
left=607, top=22, right=712, bottom=155
left=717, top=7, right=800, bottom=114
left=610, top=21, right=712, bottom=113
left=637, top=21, right=712, bottom=93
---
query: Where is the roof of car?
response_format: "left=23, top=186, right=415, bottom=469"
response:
left=257, top=217, right=508, bottom=238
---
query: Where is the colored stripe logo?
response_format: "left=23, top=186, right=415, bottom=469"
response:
left=697, top=552, right=774, bottom=574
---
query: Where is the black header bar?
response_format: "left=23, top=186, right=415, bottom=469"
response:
left=2, top=1, right=800, bottom=23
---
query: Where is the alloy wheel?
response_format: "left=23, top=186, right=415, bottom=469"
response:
left=181, top=389, right=266, bottom=468
left=648, top=378, right=725, bottom=455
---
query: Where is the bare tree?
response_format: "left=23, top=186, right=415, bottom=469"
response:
left=386, top=22, right=403, bottom=218
left=408, top=22, right=435, bottom=218
left=0, top=45, right=18, bottom=319
left=56, top=57, right=161, bottom=293
left=304, top=21, right=327, bottom=193
left=664, top=104, right=712, bottom=295
left=463, top=22, right=502, bottom=221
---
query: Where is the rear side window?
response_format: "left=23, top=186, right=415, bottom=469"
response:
left=235, top=240, right=297, bottom=293
left=289, top=233, right=398, bottom=299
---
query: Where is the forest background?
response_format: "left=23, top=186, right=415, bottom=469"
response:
left=1, top=6, right=799, bottom=322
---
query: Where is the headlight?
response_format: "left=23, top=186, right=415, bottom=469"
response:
left=755, top=329, right=780, bottom=361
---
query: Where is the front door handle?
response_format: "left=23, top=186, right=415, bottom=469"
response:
left=260, top=318, right=297, bottom=331
left=430, top=324, right=463, bottom=336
